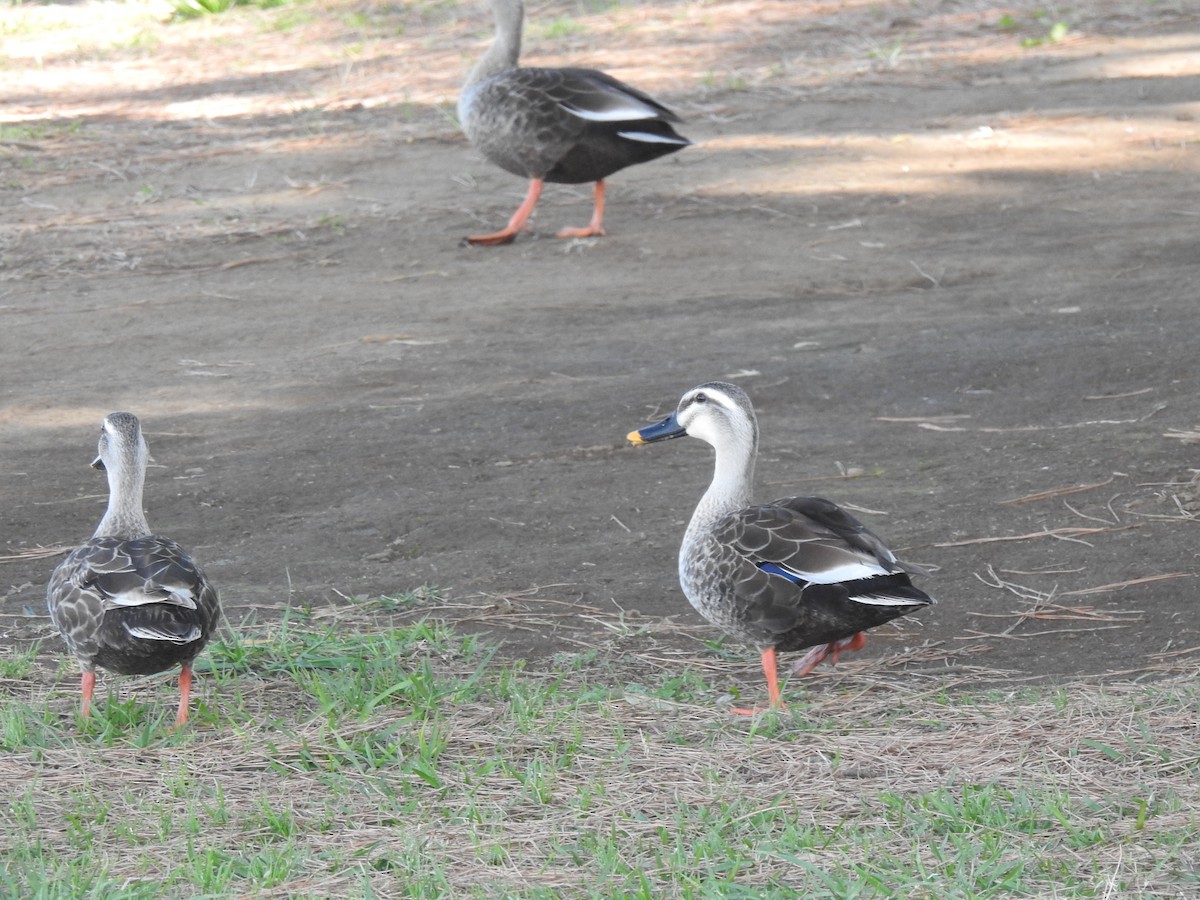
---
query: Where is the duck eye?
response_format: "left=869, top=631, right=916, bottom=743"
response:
left=693, top=393, right=707, bottom=404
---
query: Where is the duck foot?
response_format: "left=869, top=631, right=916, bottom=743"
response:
left=555, top=181, right=607, bottom=239
left=729, top=646, right=787, bottom=715
left=463, top=231, right=519, bottom=246
left=555, top=225, right=606, bottom=239
left=464, top=178, right=543, bottom=246
left=731, top=703, right=784, bottom=716
left=790, top=632, right=868, bottom=677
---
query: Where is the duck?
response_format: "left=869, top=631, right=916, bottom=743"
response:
left=46, top=412, right=221, bottom=727
left=626, top=382, right=934, bottom=713
left=457, top=0, right=690, bottom=245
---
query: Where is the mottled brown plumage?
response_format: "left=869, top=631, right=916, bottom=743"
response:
left=458, top=0, right=689, bottom=244
left=628, top=383, right=934, bottom=712
left=47, top=413, right=221, bottom=726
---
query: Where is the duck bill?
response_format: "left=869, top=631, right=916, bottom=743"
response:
left=627, top=412, right=686, bottom=445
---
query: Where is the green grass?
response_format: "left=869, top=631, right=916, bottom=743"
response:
left=0, top=121, right=83, bottom=143
left=533, top=15, right=588, bottom=41
left=170, top=0, right=291, bottom=22
left=700, top=70, right=751, bottom=93
left=1, top=599, right=1197, bottom=897
left=1022, top=21, right=1070, bottom=48
left=996, top=12, right=1071, bottom=47
left=0, top=642, right=40, bottom=679
left=0, top=6, right=73, bottom=38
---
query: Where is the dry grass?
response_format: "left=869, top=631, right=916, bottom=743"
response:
left=2, top=597, right=1198, bottom=896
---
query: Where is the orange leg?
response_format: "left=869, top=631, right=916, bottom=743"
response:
left=791, top=632, right=868, bottom=677
left=556, top=180, right=608, bottom=239
left=466, top=178, right=543, bottom=246
left=829, top=631, right=867, bottom=664
left=732, top=646, right=785, bottom=716
left=80, top=669, right=96, bottom=718
left=175, top=664, right=193, bottom=727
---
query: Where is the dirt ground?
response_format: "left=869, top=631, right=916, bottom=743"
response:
left=3, top=0, right=1199, bottom=695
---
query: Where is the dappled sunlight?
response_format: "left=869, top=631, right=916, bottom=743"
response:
left=1051, top=34, right=1200, bottom=79
left=163, top=95, right=300, bottom=121
left=4, top=0, right=1196, bottom=275
left=699, top=114, right=1200, bottom=196
left=6, top=0, right=1197, bottom=129
left=3, top=0, right=470, bottom=122
left=0, top=393, right=309, bottom=435
left=1, top=0, right=173, bottom=64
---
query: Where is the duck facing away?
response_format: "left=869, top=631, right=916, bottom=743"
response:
left=458, top=0, right=690, bottom=245
left=47, top=413, right=221, bottom=727
left=627, top=382, right=934, bottom=713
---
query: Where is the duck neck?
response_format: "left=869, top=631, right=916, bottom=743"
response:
left=688, top=439, right=757, bottom=536
left=94, top=459, right=152, bottom=540
left=465, top=0, right=523, bottom=90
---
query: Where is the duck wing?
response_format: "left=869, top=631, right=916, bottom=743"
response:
left=466, top=66, right=688, bottom=181
left=48, top=536, right=220, bottom=666
left=715, top=496, right=932, bottom=648
left=541, top=67, right=683, bottom=124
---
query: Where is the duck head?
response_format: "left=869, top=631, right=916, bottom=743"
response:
left=628, top=382, right=758, bottom=452
left=92, top=412, right=150, bottom=474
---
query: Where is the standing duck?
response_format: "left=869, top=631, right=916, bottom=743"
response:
left=47, top=413, right=221, bottom=726
left=458, top=0, right=690, bottom=245
left=627, top=383, right=934, bottom=713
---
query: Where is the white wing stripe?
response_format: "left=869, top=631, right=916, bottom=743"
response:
left=562, top=104, right=660, bottom=122
left=124, top=624, right=202, bottom=644
left=775, top=560, right=891, bottom=585
left=104, top=589, right=198, bottom=610
left=849, top=594, right=924, bottom=607
left=616, top=131, right=690, bottom=145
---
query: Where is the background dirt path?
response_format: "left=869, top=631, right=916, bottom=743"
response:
left=3, top=0, right=1199, bottom=688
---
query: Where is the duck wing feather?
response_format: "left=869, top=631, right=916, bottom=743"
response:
left=48, top=536, right=220, bottom=670
left=466, top=67, right=688, bottom=182
left=538, top=67, right=683, bottom=124
left=713, top=496, right=933, bottom=650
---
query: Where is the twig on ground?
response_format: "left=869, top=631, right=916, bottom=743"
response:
left=1062, top=499, right=1119, bottom=526
left=876, top=415, right=971, bottom=424
left=1061, top=573, right=1192, bottom=596
left=1163, top=428, right=1200, bottom=443
left=999, top=476, right=1115, bottom=506
left=1084, top=388, right=1154, bottom=400
left=968, top=624, right=1133, bottom=639
left=0, top=545, right=73, bottom=563
left=934, top=524, right=1140, bottom=548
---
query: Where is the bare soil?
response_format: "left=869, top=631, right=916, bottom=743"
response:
left=3, top=0, right=1199, bottom=695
